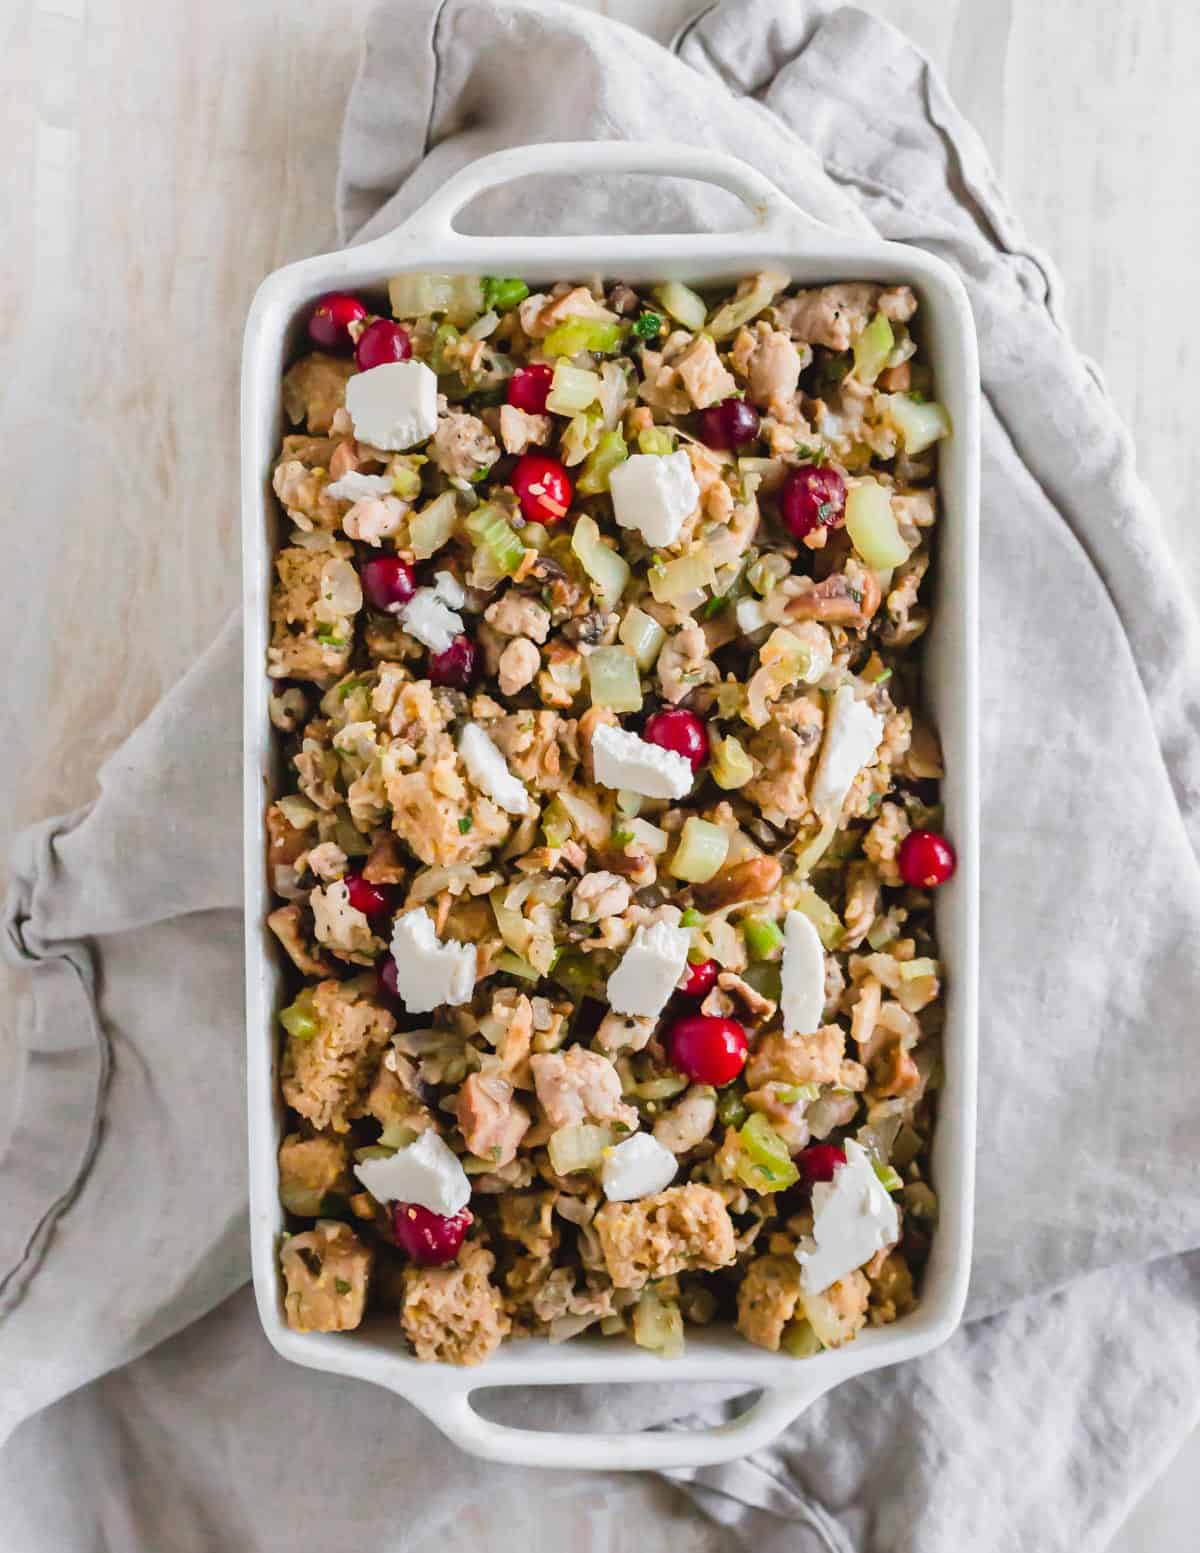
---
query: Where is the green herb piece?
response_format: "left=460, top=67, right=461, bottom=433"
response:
left=336, top=675, right=369, bottom=700
left=873, top=667, right=893, bottom=685
left=458, top=813, right=473, bottom=834
left=680, top=908, right=704, bottom=928
left=482, top=276, right=530, bottom=312
left=334, top=1278, right=352, bottom=1295
left=611, top=829, right=634, bottom=848
left=632, top=311, right=664, bottom=340
left=468, top=466, right=490, bottom=484
left=873, top=1161, right=904, bottom=1193
left=315, top=625, right=345, bottom=647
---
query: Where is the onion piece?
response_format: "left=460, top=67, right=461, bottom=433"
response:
left=571, top=514, right=630, bottom=609
left=585, top=646, right=643, bottom=713
left=669, top=817, right=730, bottom=883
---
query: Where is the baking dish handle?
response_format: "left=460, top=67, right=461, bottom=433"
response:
left=363, top=140, right=836, bottom=252
left=407, top=1381, right=825, bottom=1471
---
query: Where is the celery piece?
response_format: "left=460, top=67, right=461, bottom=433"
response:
left=388, top=272, right=485, bottom=326
left=790, top=886, right=844, bottom=951
left=632, top=1286, right=685, bottom=1358
left=775, top=1083, right=819, bottom=1105
left=648, top=551, right=718, bottom=606
left=548, top=1122, right=614, bottom=1175
left=378, top=1122, right=418, bottom=1150
left=576, top=427, right=629, bottom=496
left=669, top=817, right=729, bottom=883
left=409, top=490, right=457, bottom=560
left=734, top=1113, right=800, bottom=1193
left=279, top=991, right=318, bottom=1041
left=742, top=961, right=782, bottom=1004
left=482, top=276, right=530, bottom=312
left=585, top=645, right=643, bottom=713
left=710, top=733, right=754, bottom=791
left=899, top=957, right=940, bottom=981
left=430, top=321, right=461, bottom=375
left=549, top=949, right=603, bottom=999
left=880, top=393, right=951, bottom=455
left=390, top=458, right=425, bottom=502
left=632, top=312, right=663, bottom=341
left=618, top=605, right=666, bottom=671
left=873, top=1161, right=904, bottom=1193
left=845, top=479, right=910, bottom=570
left=743, top=916, right=784, bottom=961
left=572, top=514, right=630, bottom=607
left=706, top=271, right=788, bottom=341
left=651, top=281, right=708, bottom=333
left=716, top=1086, right=748, bottom=1128
left=636, top=425, right=675, bottom=456
left=542, top=316, right=625, bottom=357
left=852, top=311, right=895, bottom=386
left=465, top=502, right=524, bottom=576
left=541, top=796, right=574, bottom=849
left=496, top=949, right=541, bottom=983
left=546, top=361, right=603, bottom=416
left=781, top=1319, right=823, bottom=1359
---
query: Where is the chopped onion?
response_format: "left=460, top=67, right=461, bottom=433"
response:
left=547, top=1122, right=615, bottom=1175
left=546, top=361, right=602, bottom=415
left=706, top=270, right=789, bottom=340
left=632, top=1286, right=684, bottom=1357
left=625, top=817, right=668, bottom=855
left=409, top=491, right=457, bottom=560
left=845, top=479, right=911, bottom=570
left=651, top=281, right=707, bottom=333
left=571, top=514, right=630, bottom=609
left=466, top=309, right=500, bottom=340
left=616, top=789, right=643, bottom=818
left=669, top=816, right=730, bottom=883
left=879, top=393, right=952, bottom=455
left=648, top=551, right=717, bottom=605
left=490, top=887, right=532, bottom=956
left=585, top=646, right=643, bottom=713
left=710, top=733, right=754, bottom=790
left=556, top=787, right=611, bottom=846
left=387, top=271, right=484, bottom=326
left=318, top=557, right=362, bottom=617
left=618, top=606, right=666, bottom=671
left=576, top=428, right=628, bottom=496
left=277, top=794, right=319, bottom=830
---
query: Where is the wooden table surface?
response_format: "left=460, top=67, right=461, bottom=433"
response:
left=3, top=0, right=1196, bottom=1544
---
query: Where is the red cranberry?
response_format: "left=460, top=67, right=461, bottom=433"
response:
left=699, top=397, right=761, bottom=451
left=355, top=318, right=412, bottom=371
left=378, top=955, right=401, bottom=1003
left=666, top=1015, right=748, bottom=1087
left=308, top=292, right=367, bottom=353
left=643, top=708, right=709, bottom=772
left=796, top=1143, right=847, bottom=1185
left=344, top=871, right=395, bottom=919
left=392, top=1203, right=472, bottom=1266
left=511, top=453, right=572, bottom=525
left=507, top=364, right=554, bottom=415
left=780, top=464, right=847, bottom=539
left=897, top=829, right=957, bottom=888
left=681, top=957, right=719, bottom=999
left=428, top=634, right=479, bottom=690
left=361, top=555, right=415, bottom=613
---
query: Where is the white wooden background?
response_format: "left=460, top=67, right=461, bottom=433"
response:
left=2, top=0, right=1197, bottom=1545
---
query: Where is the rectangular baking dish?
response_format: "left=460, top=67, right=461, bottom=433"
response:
left=241, top=140, right=979, bottom=1472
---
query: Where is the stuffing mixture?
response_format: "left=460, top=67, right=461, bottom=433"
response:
left=266, top=270, right=954, bottom=1365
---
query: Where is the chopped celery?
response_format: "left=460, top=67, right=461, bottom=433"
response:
left=845, top=479, right=911, bottom=570
left=546, top=360, right=602, bottom=415
left=430, top=321, right=461, bottom=374
left=706, top=270, right=789, bottom=340
left=549, top=949, right=603, bottom=999
left=742, top=961, right=782, bottom=1003
left=496, top=949, right=541, bottom=983
left=279, top=990, right=318, bottom=1041
left=852, top=311, right=895, bottom=385
left=548, top=1122, right=615, bottom=1174
left=465, top=503, right=524, bottom=576
left=775, top=1082, right=819, bottom=1105
left=781, top=1319, right=823, bottom=1359
left=873, top=1161, right=904, bottom=1193
left=669, top=817, right=729, bottom=883
left=490, top=887, right=532, bottom=957
left=409, top=491, right=457, bottom=560
left=679, top=908, right=705, bottom=928
left=575, top=428, right=628, bottom=496
left=378, top=1122, right=417, bottom=1150
left=648, top=551, right=717, bottom=606
left=560, top=409, right=602, bottom=466
left=618, top=606, right=666, bottom=671
left=626, top=817, right=668, bottom=855
left=389, top=458, right=425, bottom=502
left=743, top=917, right=784, bottom=960
left=388, top=271, right=485, bottom=326
left=732, top=1113, right=800, bottom=1193
left=632, top=1072, right=689, bottom=1102
left=790, top=886, right=844, bottom=950
left=586, top=646, right=643, bottom=713
left=652, top=281, right=707, bottom=332
left=637, top=425, right=675, bottom=455
left=541, top=796, right=573, bottom=849
left=571, top=514, right=630, bottom=607
left=716, top=1086, right=748, bottom=1128
left=709, top=734, right=753, bottom=794
left=880, top=393, right=952, bottom=455
left=632, top=311, right=663, bottom=341
left=632, top=1286, right=685, bottom=1358
left=542, top=316, right=625, bottom=357
left=481, top=275, right=530, bottom=311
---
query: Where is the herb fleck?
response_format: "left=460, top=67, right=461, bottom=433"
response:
left=458, top=813, right=474, bottom=834
left=334, top=1278, right=352, bottom=1295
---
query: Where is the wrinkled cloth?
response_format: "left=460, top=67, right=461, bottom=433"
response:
left=4, top=2, right=1200, bottom=1550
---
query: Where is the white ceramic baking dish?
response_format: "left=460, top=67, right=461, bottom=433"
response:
left=241, top=140, right=979, bottom=1472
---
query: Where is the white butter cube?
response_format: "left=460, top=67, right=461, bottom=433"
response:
left=388, top=908, right=476, bottom=1013
left=608, top=451, right=700, bottom=548
left=345, top=360, right=439, bottom=451
left=591, top=722, right=693, bottom=800
left=606, top=920, right=692, bottom=1019
left=781, top=909, right=825, bottom=1037
left=795, top=1139, right=899, bottom=1293
left=601, top=1132, right=679, bottom=1202
left=353, top=1129, right=471, bottom=1216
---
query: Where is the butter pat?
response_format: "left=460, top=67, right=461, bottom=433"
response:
left=795, top=1139, right=899, bottom=1293
left=345, top=360, right=439, bottom=451
left=810, top=685, right=884, bottom=818
left=591, top=722, right=693, bottom=800
left=607, top=921, right=691, bottom=1019
left=608, top=451, right=699, bottom=548
left=388, top=908, right=476, bottom=1013
left=780, top=909, right=825, bottom=1037
left=354, top=1128, right=471, bottom=1216
left=601, top=1132, right=678, bottom=1202
left=458, top=722, right=530, bottom=816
